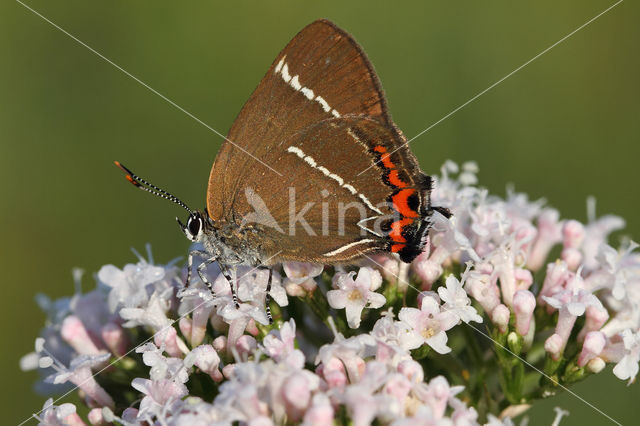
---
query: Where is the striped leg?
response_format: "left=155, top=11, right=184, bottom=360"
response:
left=186, top=250, right=210, bottom=289
left=196, top=258, right=217, bottom=296
left=219, top=265, right=239, bottom=309
left=265, top=268, right=273, bottom=324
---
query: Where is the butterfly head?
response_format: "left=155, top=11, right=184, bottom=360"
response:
left=178, top=211, right=206, bottom=242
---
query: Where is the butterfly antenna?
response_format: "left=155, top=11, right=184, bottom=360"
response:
left=114, top=161, right=193, bottom=214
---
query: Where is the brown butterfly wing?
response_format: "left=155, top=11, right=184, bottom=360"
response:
left=207, top=19, right=402, bottom=220
left=207, top=19, right=432, bottom=263
left=227, top=116, right=432, bottom=264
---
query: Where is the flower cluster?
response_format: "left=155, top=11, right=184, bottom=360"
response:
left=21, top=161, right=640, bottom=425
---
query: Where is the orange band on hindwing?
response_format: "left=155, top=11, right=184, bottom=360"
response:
left=387, top=169, right=408, bottom=188
left=372, top=144, right=425, bottom=260
left=374, top=145, right=410, bottom=189
left=391, top=243, right=406, bottom=253
left=392, top=189, right=418, bottom=218
left=389, top=218, right=413, bottom=243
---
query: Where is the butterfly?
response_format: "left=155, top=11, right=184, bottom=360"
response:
left=116, top=19, right=450, bottom=322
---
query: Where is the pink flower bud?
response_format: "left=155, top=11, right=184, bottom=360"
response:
left=375, top=341, right=395, bottom=363
left=121, top=407, right=139, bottom=423
left=538, top=261, right=570, bottom=302
left=528, top=208, right=562, bottom=271
left=514, top=268, right=533, bottom=291
left=212, top=335, right=227, bottom=352
left=88, top=408, right=105, bottom=425
left=491, top=304, right=510, bottom=334
left=513, top=290, right=536, bottom=336
left=398, top=359, right=424, bottom=383
left=154, top=327, right=184, bottom=358
left=467, top=273, right=500, bottom=314
left=64, top=413, right=86, bottom=426
left=417, top=291, right=439, bottom=309
left=587, top=357, right=606, bottom=373
left=283, top=262, right=321, bottom=296
left=190, top=305, right=214, bottom=347
left=61, top=316, right=102, bottom=356
left=179, top=317, right=192, bottom=341
left=235, top=335, right=257, bottom=357
left=322, top=357, right=347, bottom=389
left=285, top=281, right=306, bottom=297
left=565, top=272, right=585, bottom=291
left=369, top=254, right=401, bottom=283
left=382, top=374, right=412, bottom=406
left=70, top=367, right=115, bottom=408
left=578, top=304, right=609, bottom=342
left=561, top=248, right=582, bottom=271
left=283, top=373, right=312, bottom=421
left=545, top=333, right=564, bottom=360
left=246, top=319, right=259, bottom=336
left=303, top=394, right=334, bottom=426
left=413, top=259, right=443, bottom=290
left=543, top=288, right=600, bottom=359
left=515, top=223, right=537, bottom=255
left=498, top=264, right=517, bottom=308
left=222, top=363, right=236, bottom=379
left=578, top=331, right=606, bottom=367
left=186, top=344, right=222, bottom=381
left=100, top=323, right=128, bottom=357
left=562, top=220, right=585, bottom=249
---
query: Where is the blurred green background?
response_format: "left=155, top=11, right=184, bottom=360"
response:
left=2, top=0, right=638, bottom=424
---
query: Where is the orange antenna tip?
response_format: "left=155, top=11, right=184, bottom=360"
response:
left=125, top=175, right=140, bottom=186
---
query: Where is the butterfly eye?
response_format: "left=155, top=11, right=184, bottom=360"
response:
left=187, top=215, right=201, bottom=237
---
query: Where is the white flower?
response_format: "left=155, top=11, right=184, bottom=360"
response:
left=581, top=199, right=626, bottom=271
left=414, top=375, right=464, bottom=420
left=612, top=329, right=640, bottom=384
left=131, top=377, right=187, bottom=419
left=119, top=288, right=173, bottom=331
left=438, top=275, right=482, bottom=324
left=338, top=361, right=394, bottom=425
left=303, top=393, right=334, bottom=426
left=184, top=345, right=222, bottom=381
left=543, top=288, right=603, bottom=359
left=263, top=319, right=305, bottom=368
left=398, top=295, right=458, bottom=354
left=98, top=257, right=167, bottom=313
left=136, top=343, right=188, bottom=384
left=315, top=333, right=376, bottom=383
left=327, top=267, right=386, bottom=328
left=45, top=353, right=114, bottom=409
left=237, top=267, right=288, bottom=307
left=371, top=313, right=419, bottom=353
left=283, top=262, right=323, bottom=296
left=588, top=242, right=640, bottom=301
left=35, top=398, right=82, bottom=426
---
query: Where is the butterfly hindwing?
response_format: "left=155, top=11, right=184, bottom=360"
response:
left=227, top=116, right=431, bottom=263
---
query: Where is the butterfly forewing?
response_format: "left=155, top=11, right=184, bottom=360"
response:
left=208, top=19, right=401, bottom=220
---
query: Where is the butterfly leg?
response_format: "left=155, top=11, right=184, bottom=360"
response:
left=264, top=268, right=273, bottom=324
left=186, top=250, right=210, bottom=289
left=219, top=264, right=240, bottom=309
left=196, top=258, right=217, bottom=297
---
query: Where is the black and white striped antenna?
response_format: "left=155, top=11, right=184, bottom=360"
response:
left=114, top=161, right=193, bottom=214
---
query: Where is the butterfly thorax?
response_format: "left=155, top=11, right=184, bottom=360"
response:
left=196, top=214, right=267, bottom=267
